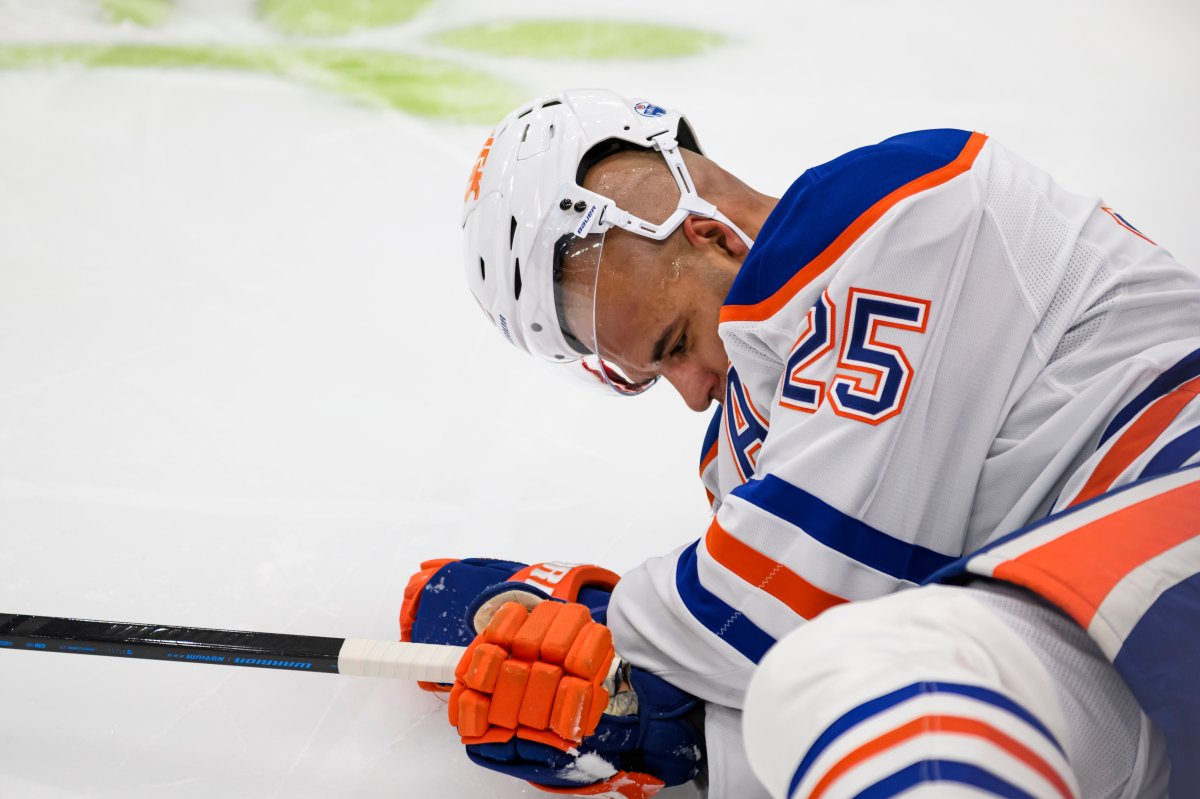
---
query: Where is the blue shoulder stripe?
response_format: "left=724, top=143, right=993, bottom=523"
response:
left=849, top=761, right=1038, bottom=799
left=674, top=540, right=775, bottom=664
left=731, top=475, right=956, bottom=582
left=724, top=129, right=975, bottom=309
left=787, top=681, right=1063, bottom=798
left=1099, top=346, right=1200, bottom=448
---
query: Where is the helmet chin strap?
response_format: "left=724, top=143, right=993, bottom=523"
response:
left=593, top=132, right=755, bottom=249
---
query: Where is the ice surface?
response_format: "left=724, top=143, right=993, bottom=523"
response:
left=0, top=0, right=1197, bottom=797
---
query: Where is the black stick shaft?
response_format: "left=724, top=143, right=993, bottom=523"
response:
left=0, top=613, right=344, bottom=674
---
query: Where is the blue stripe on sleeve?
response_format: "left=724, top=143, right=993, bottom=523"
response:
left=787, top=681, right=1064, bottom=798
left=848, top=761, right=1037, bottom=799
left=724, top=129, right=975, bottom=309
left=674, top=540, right=775, bottom=664
left=1139, top=424, right=1200, bottom=481
left=731, top=475, right=957, bottom=583
left=1098, top=346, right=1200, bottom=448
left=927, top=463, right=1200, bottom=587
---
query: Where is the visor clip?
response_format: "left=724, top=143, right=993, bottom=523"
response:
left=559, top=198, right=573, bottom=210
left=573, top=201, right=588, bottom=212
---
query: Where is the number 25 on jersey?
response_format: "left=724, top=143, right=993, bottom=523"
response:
left=781, top=288, right=931, bottom=425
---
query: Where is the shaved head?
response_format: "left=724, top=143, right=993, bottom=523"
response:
left=579, top=147, right=769, bottom=275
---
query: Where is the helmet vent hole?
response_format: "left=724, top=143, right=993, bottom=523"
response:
left=520, top=124, right=530, bottom=143
left=479, top=257, right=486, bottom=281
left=509, top=217, right=517, bottom=249
left=548, top=124, right=556, bottom=139
left=541, top=100, right=561, bottom=109
left=513, top=258, right=523, bottom=300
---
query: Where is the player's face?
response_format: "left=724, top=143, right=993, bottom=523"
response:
left=565, top=241, right=735, bottom=412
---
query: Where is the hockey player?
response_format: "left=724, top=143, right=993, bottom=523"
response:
left=407, top=89, right=1200, bottom=797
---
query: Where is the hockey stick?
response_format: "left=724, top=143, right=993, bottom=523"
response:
left=0, top=612, right=466, bottom=682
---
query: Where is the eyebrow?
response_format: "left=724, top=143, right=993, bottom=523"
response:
left=650, top=319, right=682, bottom=364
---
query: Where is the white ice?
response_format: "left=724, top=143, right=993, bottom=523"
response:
left=1, top=0, right=1197, bottom=797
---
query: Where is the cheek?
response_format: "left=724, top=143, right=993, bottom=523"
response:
left=696, top=299, right=729, bottom=374
left=699, top=328, right=729, bottom=376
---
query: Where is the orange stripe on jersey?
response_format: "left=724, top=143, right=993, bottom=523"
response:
left=700, top=439, right=718, bottom=507
left=994, top=478, right=1200, bottom=629
left=806, top=715, right=1074, bottom=799
left=699, top=440, right=719, bottom=478
left=1070, top=376, right=1200, bottom=507
left=1101, top=206, right=1156, bottom=245
left=705, top=519, right=846, bottom=619
left=719, top=132, right=988, bottom=325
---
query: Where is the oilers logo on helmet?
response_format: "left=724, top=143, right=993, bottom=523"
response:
left=633, top=101, right=667, bottom=117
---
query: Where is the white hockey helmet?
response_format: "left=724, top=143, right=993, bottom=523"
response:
left=461, top=88, right=751, bottom=395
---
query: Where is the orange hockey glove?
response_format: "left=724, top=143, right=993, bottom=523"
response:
left=449, top=599, right=615, bottom=751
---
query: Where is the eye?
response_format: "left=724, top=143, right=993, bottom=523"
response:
left=670, top=333, right=688, bottom=358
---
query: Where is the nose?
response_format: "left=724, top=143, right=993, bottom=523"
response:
left=661, top=361, right=719, bottom=412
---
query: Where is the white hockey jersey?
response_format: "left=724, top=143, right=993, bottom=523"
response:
left=604, top=129, right=1200, bottom=791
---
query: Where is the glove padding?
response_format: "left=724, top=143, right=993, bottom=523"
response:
left=400, top=557, right=619, bottom=691
left=452, top=598, right=613, bottom=745
left=449, top=586, right=705, bottom=798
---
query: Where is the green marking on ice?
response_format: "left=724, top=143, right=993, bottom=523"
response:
left=101, top=0, right=173, bottom=27
left=0, top=44, right=523, bottom=122
left=431, top=20, right=725, bottom=60
left=259, top=0, right=433, bottom=36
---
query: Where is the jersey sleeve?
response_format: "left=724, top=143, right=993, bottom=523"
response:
left=609, top=130, right=1101, bottom=707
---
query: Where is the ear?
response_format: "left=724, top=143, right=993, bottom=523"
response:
left=681, top=216, right=750, bottom=259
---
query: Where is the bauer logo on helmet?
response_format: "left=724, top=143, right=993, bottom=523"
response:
left=575, top=204, right=599, bottom=237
